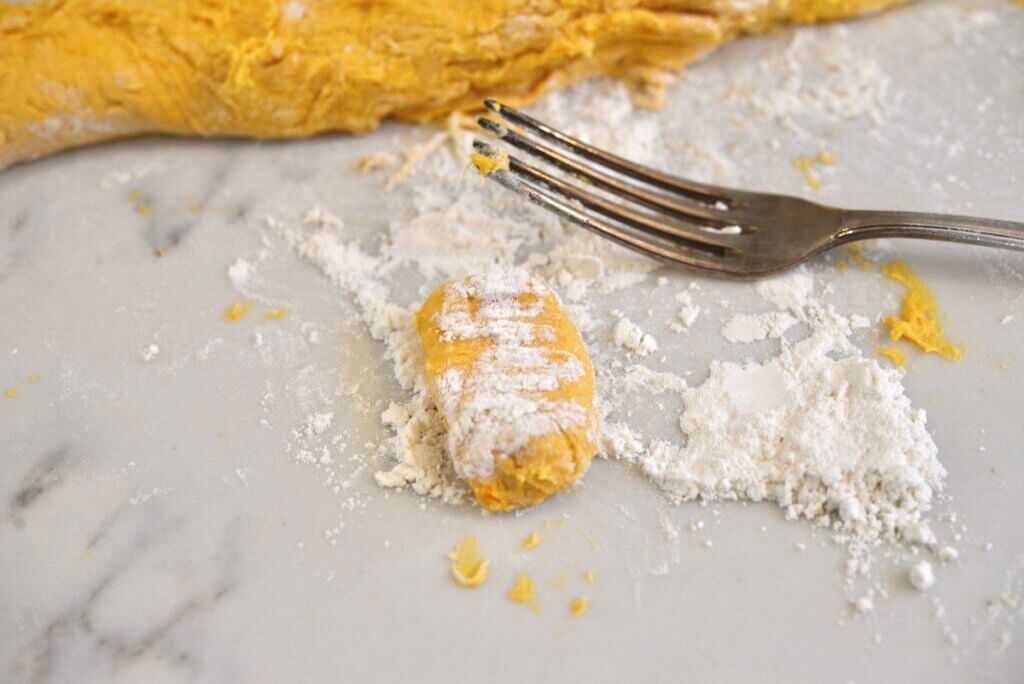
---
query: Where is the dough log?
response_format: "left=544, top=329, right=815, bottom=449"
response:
left=1, top=0, right=904, bottom=169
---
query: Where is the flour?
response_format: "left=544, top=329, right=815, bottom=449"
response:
left=227, top=258, right=257, bottom=289
left=909, top=560, right=937, bottom=591
left=374, top=399, right=468, bottom=504
left=673, top=290, right=701, bottom=330
left=140, top=343, right=160, bottom=362
left=610, top=364, right=687, bottom=397
left=644, top=327, right=943, bottom=546
left=720, top=311, right=797, bottom=343
left=254, top=76, right=947, bottom=559
left=756, top=270, right=815, bottom=312
left=234, top=63, right=948, bottom=584
left=853, top=596, right=875, bottom=614
left=635, top=273, right=945, bottom=549
left=724, top=25, right=892, bottom=127
left=612, top=317, right=658, bottom=357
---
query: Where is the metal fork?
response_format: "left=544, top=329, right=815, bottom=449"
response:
left=473, top=99, right=1024, bottom=278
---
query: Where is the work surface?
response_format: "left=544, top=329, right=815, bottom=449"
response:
left=2, top=1, right=1023, bottom=681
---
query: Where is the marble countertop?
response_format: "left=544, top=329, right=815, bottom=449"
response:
left=2, top=1, right=1023, bottom=682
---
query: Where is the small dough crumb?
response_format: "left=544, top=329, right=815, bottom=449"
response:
left=469, top=150, right=510, bottom=177
left=508, top=571, right=538, bottom=609
left=882, top=261, right=961, bottom=360
left=449, top=535, right=488, bottom=588
left=584, top=570, right=596, bottom=583
left=354, top=152, right=397, bottom=173
left=262, top=308, right=289, bottom=320
left=875, top=345, right=905, bottom=367
left=569, top=596, right=589, bottom=615
left=845, top=244, right=872, bottom=271
left=223, top=302, right=252, bottom=321
left=522, top=532, right=541, bottom=549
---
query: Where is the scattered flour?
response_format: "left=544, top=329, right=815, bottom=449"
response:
left=374, top=399, right=467, bottom=504
left=723, top=25, right=893, bottom=127
left=673, top=291, right=701, bottom=331
left=909, top=560, right=937, bottom=591
left=612, top=317, right=658, bottom=357
left=720, top=311, right=797, bottom=343
left=631, top=272, right=944, bottom=552
left=228, top=258, right=257, bottom=289
left=854, top=596, right=875, bottom=614
left=231, top=62, right=952, bottom=597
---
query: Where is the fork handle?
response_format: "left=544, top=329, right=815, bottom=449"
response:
left=839, top=210, right=1024, bottom=252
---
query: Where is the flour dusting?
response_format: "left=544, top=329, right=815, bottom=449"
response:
left=228, top=29, right=969, bottom=598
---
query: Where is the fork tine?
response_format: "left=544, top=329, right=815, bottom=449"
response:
left=483, top=99, right=740, bottom=206
left=473, top=141, right=737, bottom=253
left=473, top=150, right=731, bottom=272
left=477, top=117, right=736, bottom=228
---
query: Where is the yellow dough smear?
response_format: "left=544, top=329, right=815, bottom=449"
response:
left=5, top=387, right=16, bottom=398
left=508, top=571, right=538, bottom=610
left=2, top=0, right=905, bottom=169
left=522, top=532, right=541, bottom=550
left=448, top=535, right=488, bottom=588
left=222, top=302, right=252, bottom=322
left=845, top=243, right=872, bottom=271
left=876, top=345, right=905, bottom=367
left=881, top=261, right=962, bottom=360
left=569, top=596, right=589, bottom=615
left=584, top=570, right=596, bottom=583
left=415, top=268, right=597, bottom=512
left=262, top=308, right=289, bottom=320
left=470, top=150, right=510, bottom=177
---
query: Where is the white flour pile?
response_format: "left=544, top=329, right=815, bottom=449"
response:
left=672, top=294, right=936, bottom=545
left=607, top=270, right=944, bottom=547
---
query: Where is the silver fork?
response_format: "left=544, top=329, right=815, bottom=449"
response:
left=473, top=99, right=1024, bottom=278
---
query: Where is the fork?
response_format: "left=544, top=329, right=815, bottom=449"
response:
left=473, top=99, right=1024, bottom=277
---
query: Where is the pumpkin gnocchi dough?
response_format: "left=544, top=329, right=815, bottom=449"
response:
left=1, top=0, right=904, bottom=168
left=415, top=267, right=597, bottom=511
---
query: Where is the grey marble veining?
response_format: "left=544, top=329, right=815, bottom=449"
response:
left=3, top=1, right=1024, bottom=682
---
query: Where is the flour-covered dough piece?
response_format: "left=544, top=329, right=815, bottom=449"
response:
left=416, top=267, right=597, bottom=511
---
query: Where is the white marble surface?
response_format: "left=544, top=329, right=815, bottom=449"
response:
left=2, top=1, right=1024, bottom=682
